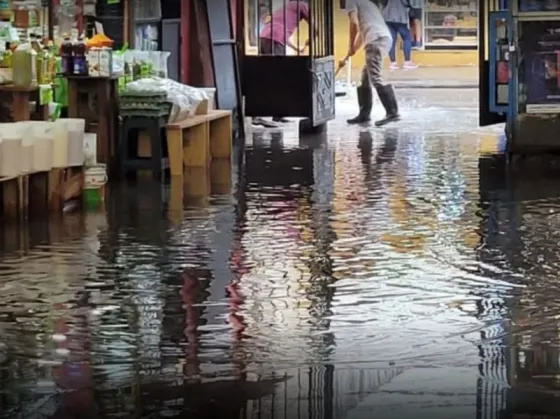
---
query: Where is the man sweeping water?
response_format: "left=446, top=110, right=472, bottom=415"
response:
left=341, top=0, right=400, bottom=126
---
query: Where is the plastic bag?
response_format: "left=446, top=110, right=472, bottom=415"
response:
left=158, top=51, right=170, bottom=78
left=112, top=53, right=125, bottom=77
left=132, top=51, right=152, bottom=79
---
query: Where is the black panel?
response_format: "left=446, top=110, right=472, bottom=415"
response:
left=95, top=0, right=123, bottom=17
left=161, top=19, right=181, bottom=82
left=161, top=0, right=180, bottom=19
left=242, top=56, right=310, bottom=117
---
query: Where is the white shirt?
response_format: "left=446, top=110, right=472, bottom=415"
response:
left=345, top=0, right=392, bottom=45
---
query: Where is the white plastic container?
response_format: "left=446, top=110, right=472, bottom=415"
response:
left=3, top=122, right=31, bottom=174
left=30, top=122, right=54, bottom=172
left=0, top=135, right=23, bottom=177
left=60, top=118, right=86, bottom=167
left=52, top=120, right=70, bottom=168
left=21, top=135, right=34, bottom=174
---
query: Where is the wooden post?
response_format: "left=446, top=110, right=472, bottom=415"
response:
left=209, top=113, right=232, bottom=159
left=11, top=91, right=31, bottom=122
left=48, top=168, right=64, bottom=211
left=180, top=0, right=191, bottom=84
left=28, top=172, right=49, bottom=214
left=166, top=128, right=184, bottom=178
left=183, top=123, right=210, bottom=168
left=47, top=0, right=54, bottom=40
left=210, top=159, right=231, bottom=195
left=123, top=0, right=129, bottom=45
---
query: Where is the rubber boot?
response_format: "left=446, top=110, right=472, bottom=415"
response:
left=374, top=84, right=400, bottom=127
left=347, top=85, right=373, bottom=124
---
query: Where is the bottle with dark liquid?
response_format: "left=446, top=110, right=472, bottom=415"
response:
left=73, top=36, right=88, bottom=76
left=60, top=36, right=73, bottom=76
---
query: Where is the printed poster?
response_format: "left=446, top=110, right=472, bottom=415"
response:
left=520, top=21, right=560, bottom=113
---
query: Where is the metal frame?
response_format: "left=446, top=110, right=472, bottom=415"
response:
left=240, top=0, right=336, bottom=125
left=478, top=0, right=507, bottom=127
left=206, top=0, right=245, bottom=139
left=488, top=10, right=509, bottom=114
left=309, top=0, right=336, bottom=126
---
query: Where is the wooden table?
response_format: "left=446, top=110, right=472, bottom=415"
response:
left=0, top=84, right=48, bottom=122
left=66, top=76, right=119, bottom=169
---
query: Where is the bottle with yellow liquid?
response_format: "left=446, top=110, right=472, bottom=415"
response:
left=12, top=41, right=37, bottom=86
left=1, top=42, right=11, bottom=67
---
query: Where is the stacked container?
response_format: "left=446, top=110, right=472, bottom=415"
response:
left=52, top=119, right=70, bottom=168
left=0, top=126, right=23, bottom=178
left=60, top=118, right=86, bottom=167
left=0, top=118, right=86, bottom=178
left=30, top=122, right=54, bottom=173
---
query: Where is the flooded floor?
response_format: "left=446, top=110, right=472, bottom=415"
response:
left=1, top=89, right=560, bottom=418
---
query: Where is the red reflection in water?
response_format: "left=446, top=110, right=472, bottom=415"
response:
left=229, top=235, right=248, bottom=379
left=181, top=269, right=202, bottom=381
left=51, top=302, right=93, bottom=417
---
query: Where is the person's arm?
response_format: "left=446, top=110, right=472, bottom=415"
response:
left=287, top=39, right=300, bottom=52
left=347, top=9, right=362, bottom=57
left=299, top=2, right=316, bottom=52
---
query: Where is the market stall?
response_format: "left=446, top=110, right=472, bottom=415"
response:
left=0, top=1, right=93, bottom=217
left=0, top=0, right=234, bottom=218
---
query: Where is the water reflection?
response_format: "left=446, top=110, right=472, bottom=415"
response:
left=4, top=120, right=560, bottom=417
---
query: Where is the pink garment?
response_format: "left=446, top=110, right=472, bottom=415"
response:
left=260, top=0, right=309, bottom=46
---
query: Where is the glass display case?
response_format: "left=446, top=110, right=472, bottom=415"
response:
left=423, top=0, right=478, bottom=49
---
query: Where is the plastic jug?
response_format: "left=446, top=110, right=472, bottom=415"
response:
left=0, top=133, right=22, bottom=177
left=52, top=119, right=69, bottom=167
left=12, top=42, right=37, bottom=87
left=60, top=118, right=85, bottom=167
left=3, top=122, right=31, bottom=173
left=30, top=122, right=54, bottom=172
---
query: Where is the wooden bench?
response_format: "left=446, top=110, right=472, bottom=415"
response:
left=166, top=110, right=232, bottom=177
left=0, top=167, right=84, bottom=219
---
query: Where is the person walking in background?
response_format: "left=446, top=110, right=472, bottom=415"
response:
left=383, top=0, right=418, bottom=70
left=342, top=0, right=400, bottom=126
left=408, top=0, right=423, bottom=48
left=253, top=0, right=310, bottom=128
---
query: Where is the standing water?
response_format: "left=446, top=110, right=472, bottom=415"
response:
left=0, top=90, right=559, bottom=418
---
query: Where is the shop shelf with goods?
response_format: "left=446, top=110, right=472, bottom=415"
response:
left=423, top=0, right=478, bottom=49
left=0, top=2, right=59, bottom=124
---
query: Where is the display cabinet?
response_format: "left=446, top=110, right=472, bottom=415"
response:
left=423, top=0, right=478, bottom=49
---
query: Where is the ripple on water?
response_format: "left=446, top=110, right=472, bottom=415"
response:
left=0, top=91, right=558, bottom=417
